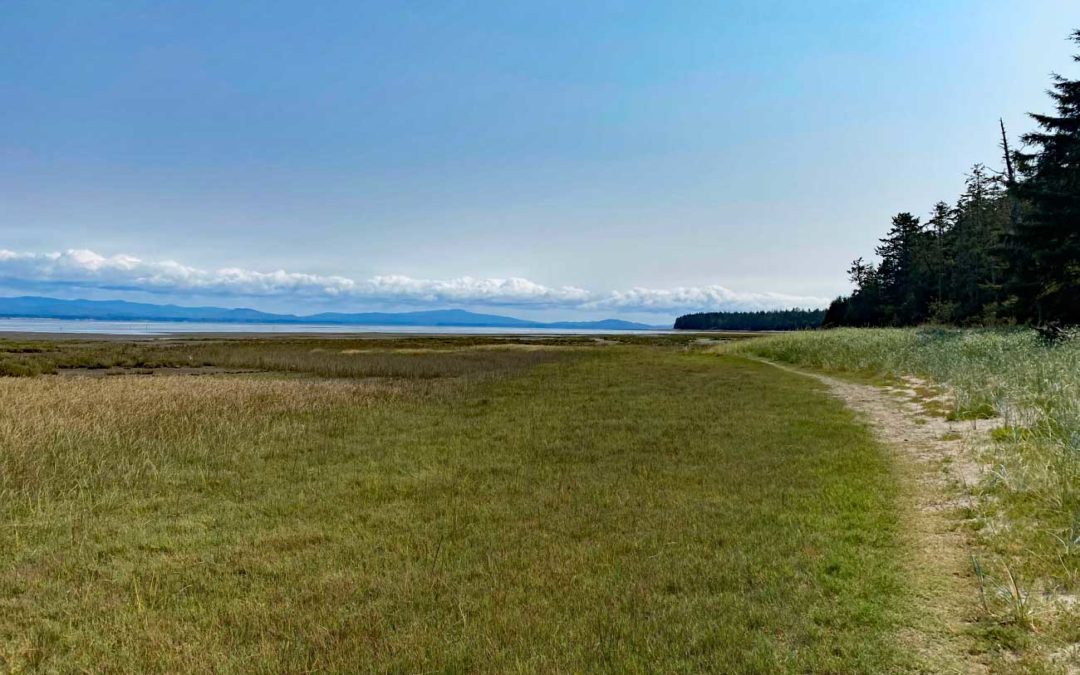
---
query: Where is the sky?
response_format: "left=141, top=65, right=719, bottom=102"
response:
left=2, top=1, right=1079, bottom=323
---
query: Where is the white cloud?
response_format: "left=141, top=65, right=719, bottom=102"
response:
left=0, top=249, right=827, bottom=313
left=360, top=274, right=591, bottom=306
left=0, top=249, right=358, bottom=296
left=584, top=285, right=826, bottom=312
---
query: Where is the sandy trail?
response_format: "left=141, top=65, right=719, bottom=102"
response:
left=756, top=358, right=995, bottom=674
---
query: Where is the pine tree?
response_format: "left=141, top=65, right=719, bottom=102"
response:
left=822, top=297, right=849, bottom=328
left=875, top=212, right=930, bottom=324
left=925, top=201, right=956, bottom=322
left=842, top=257, right=885, bottom=326
left=1013, top=30, right=1080, bottom=324
left=950, top=165, right=1008, bottom=323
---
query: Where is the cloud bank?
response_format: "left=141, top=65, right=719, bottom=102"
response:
left=0, top=249, right=827, bottom=314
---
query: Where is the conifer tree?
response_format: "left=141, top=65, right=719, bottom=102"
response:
left=823, top=29, right=1080, bottom=329
left=926, top=201, right=956, bottom=322
left=950, top=165, right=1008, bottom=322
left=1013, top=30, right=1080, bottom=323
left=840, top=257, right=884, bottom=326
left=875, top=212, right=930, bottom=324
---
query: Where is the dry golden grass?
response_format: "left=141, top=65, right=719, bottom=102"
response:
left=0, top=375, right=416, bottom=504
left=0, top=336, right=575, bottom=379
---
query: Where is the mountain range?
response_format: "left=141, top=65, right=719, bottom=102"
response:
left=0, top=296, right=662, bottom=330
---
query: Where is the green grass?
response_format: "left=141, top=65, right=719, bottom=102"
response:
left=0, top=340, right=916, bottom=672
left=728, top=327, right=1080, bottom=671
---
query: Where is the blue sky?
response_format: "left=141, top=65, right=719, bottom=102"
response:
left=2, top=1, right=1078, bottom=321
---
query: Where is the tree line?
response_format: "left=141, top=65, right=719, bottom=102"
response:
left=674, top=309, right=825, bottom=331
left=825, top=30, right=1080, bottom=328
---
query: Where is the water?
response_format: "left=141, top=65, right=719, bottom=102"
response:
left=0, top=318, right=669, bottom=336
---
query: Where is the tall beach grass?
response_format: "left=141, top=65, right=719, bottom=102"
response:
left=729, top=327, right=1080, bottom=657
left=730, top=327, right=1080, bottom=439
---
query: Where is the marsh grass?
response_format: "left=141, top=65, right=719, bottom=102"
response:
left=0, top=333, right=750, bottom=378
left=729, top=328, right=1080, bottom=667
left=1, top=339, right=916, bottom=672
left=0, top=336, right=580, bottom=379
left=0, top=375, right=423, bottom=504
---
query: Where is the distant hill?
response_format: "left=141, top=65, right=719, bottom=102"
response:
left=674, top=309, right=825, bottom=331
left=542, top=319, right=651, bottom=330
left=303, top=308, right=539, bottom=327
left=0, top=296, right=661, bottom=331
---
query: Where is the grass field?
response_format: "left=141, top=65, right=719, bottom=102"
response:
left=0, top=336, right=920, bottom=672
left=730, top=328, right=1080, bottom=671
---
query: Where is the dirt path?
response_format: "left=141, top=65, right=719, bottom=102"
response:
left=756, top=358, right=995, bottom=674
